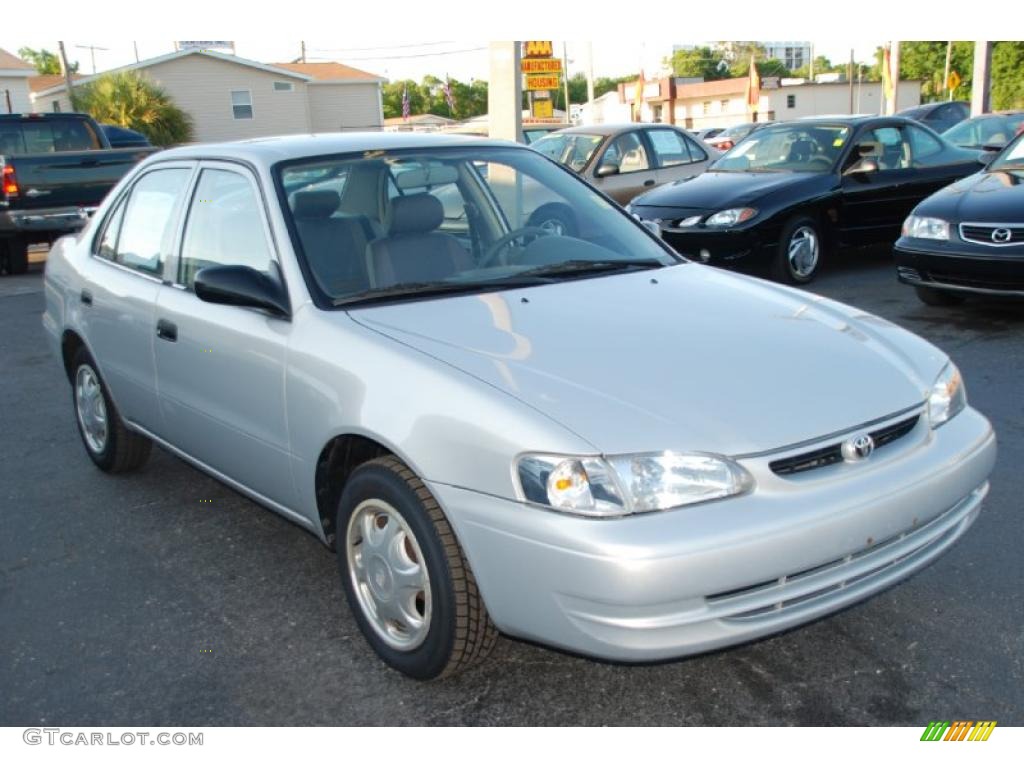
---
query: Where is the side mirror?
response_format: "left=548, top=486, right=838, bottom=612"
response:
left=595, top=162, right=620, bottom=178
left=194, top=264, right=290, bottom=317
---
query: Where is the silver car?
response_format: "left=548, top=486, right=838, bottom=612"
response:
left=43, top=133, right=996, bottom=680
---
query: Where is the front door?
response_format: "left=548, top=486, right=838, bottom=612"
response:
left=153, top=162, right=297, bottom=510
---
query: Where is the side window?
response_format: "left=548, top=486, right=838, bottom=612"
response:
left=860, top=127, right=910, bottom=170
left=646, top=129, right=692, bottom=167
left=178, top=169, right=273, bottom=289
left=905, top=125, right=943, bottom=166
left=115, top=168, right=191, bottom=275
left=600, top=131, right=650, bottom=174
left=95, top=196, right=127, bottom=261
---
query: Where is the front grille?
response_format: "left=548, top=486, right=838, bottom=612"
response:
left=959, top=222, right=1024, bottom=246
left=769, top=415, right=919, bottom=477
left=926, top=269, right=1024, bottom=292
left=705, top=484, right=985, bottom=621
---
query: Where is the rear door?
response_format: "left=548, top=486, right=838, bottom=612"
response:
left=79, top=163, right=194, bottom=430
left=591, top=130, right=659, bottom=204
left=153, top=161, right=297, bottom=509
left=645, top=126, right=711, bottom=186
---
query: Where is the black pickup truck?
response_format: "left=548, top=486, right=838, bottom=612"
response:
left=0, top=113, right=156, bottom=274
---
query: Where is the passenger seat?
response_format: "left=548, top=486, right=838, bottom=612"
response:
left=291, top=190, right=374, bottom=297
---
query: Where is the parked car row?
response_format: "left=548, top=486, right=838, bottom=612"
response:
left=43, top=130, right=997, bottom=682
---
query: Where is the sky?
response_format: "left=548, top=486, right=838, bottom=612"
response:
left=2, top=40, right=885, bottom=83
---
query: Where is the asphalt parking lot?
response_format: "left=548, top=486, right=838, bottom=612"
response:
left=1, top=250, right=1022, bottom=727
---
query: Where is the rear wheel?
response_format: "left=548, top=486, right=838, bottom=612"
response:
left=71, top=348, right=152, bottom=472
left=915, top=285, right=966, bottom=307
left=336, top=456, right=497, bottom=679
left=772, top=215, right=821, bottom=284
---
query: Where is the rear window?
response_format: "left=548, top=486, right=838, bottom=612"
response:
left=0, top=119, right=102, bottom=154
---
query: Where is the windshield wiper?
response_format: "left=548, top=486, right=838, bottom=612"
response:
left=515, top=258, right=666, bottom=279
left=333, top=275, right=553, bottom=308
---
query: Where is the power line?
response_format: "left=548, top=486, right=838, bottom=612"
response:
left=307, top=41, right=458, bottom=53
left=306, top=46, right=487, bottom=62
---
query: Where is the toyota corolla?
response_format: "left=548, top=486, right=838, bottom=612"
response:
left=43, top=133, right=996, bottom=679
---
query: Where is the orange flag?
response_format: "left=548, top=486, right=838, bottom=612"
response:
left=746, top=55, right=760, bottom=113
left=634, top=69, right=645, bottom=121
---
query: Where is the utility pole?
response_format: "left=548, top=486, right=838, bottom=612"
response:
left=943, top=41, right=953, bottom=100
left=848, top=49, right=854, bottom=114
left=76, top=44, right=108, bottom=75
left=890, top=41, right=901, bottom=113
left=586, top=41, right=595, bottom=105
left=133, top=41, right=139, bottom=63
left=971, top=41, right=992, bottom=116
left=562, top=42, right=571, bottom=118
left=301, top=41, right=307, bottom=64
left=809, top=42, right=814, bottom=81
left=58, top=41, right=76, bottom=110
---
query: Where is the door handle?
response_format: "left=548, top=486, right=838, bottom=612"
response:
left=156, top=319, right=177, bottom=342
left=80, top=289, right=92, bottom=306
left=643, top=179, right=656, bottom=187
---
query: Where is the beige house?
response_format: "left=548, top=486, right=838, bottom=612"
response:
left=1, top=48, right=35, bottom=114
left=31, top=49, right=384, bottom=142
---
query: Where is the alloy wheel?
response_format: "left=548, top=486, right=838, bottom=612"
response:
left=75, top=365, right=108, bottom=454
left=787, top=225, right=820, bottom=279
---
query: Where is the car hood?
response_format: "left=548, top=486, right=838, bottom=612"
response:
left=351, top=266, right=945, bottom=456
left=917, top=169, right=1024, bottom=221
left=631, top=170, right=825, bottom=212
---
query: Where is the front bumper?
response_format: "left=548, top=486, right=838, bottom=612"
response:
left=895, top=238, right=1024, bottom=297
left=429, top=407, right=995, bottom=662
left=629, top=207, right=773, bottom=269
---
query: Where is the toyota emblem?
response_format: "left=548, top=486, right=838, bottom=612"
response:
left=991, top=227, right=1012, bottom=243
left=841, top=433, right=875, bottom=462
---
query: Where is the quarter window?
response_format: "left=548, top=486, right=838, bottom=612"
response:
left=178, top=169, right=273, bottom=289
left=646, top=129, right=692, bottom=167
left=114, top=168, right=191, bottom=275
left=231, top=90, right=253, bottom=120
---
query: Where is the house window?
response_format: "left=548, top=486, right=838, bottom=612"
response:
left=720, top=99, right=728, bottom=112
left=787, top=94, right=796, bottom=109
left=231, top=90, right=253, bottom=120
left=702, top=101, right=711, bottom=115
left=52, top=100, right=61, bottom=113
left=273, top=81, right=294, bottom=92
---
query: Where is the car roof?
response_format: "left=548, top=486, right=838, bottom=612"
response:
left=547, top=123, right=662, bottom=137
left=145, top=131, right=523, bottom=167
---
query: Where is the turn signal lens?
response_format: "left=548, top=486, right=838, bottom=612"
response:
left=1, top=164, right=18, bottom=197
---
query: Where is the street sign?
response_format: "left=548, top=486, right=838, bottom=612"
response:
left=948, top=71, right=962, bottom=91
left=532, top=99, right=554, bottom=119
left=526, top=75, right=560, bottom=91
left=522, top=58, right=562, bottom=74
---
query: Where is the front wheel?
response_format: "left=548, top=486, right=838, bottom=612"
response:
left=915, top=285, right=966, bottom=306
left=772, top=216, right=822, bottom=284
left=336, top=456, right=497, bottom=679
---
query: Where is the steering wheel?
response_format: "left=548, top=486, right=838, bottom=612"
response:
left=806, top=155, right=833, bottom=170
left=480, top=226, right=552, bottom=267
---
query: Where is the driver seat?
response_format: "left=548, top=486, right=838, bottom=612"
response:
left=366, top=194, right=472, bottom=288
left=787, top=139, right=814, bottom=163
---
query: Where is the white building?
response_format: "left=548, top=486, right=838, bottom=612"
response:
left=762, top=42, right=813, bottom=72
left=31, top=48, right=385, bottom=142
left=0, top=48, right=35, bottom=114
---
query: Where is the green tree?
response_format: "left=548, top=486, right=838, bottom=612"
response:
left=75, top=72, right=193, bottom=146
left=731, top=57, right=790, bottom=78
left=991, top=41, right=1024, bottom=109
left=666, top=46, right=726, bottom=81
left=593, top=75, right=636, bottom=99
left=895, top=41, right=974, bottom=103
left=17, top=47, right=78, bottom=75
left=791, top=55, right=838, bottom=79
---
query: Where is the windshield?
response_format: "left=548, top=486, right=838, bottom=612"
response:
left=531, top=133, right=604, bottom=172
left=276, top=146, right=678, bottom=307
left=712, top=124, right=851, bottom=173
left=944, top=115, right=1023, bottom=148
left=718, top=123, right=754, bottom=139
left=988, top=133, right=1024, bottom=171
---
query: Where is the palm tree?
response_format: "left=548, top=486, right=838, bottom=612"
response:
left=75, top=72, right=193, bottom=147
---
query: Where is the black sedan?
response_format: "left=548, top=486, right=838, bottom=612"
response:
left=628, top=116, right=980, bottom=283
left=895, top=132, right=1024, bottom=305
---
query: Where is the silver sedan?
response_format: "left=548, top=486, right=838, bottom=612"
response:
left=43, top=133, right=996, bottom=680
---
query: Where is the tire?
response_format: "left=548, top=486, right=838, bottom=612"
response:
left=772, top=215, right=822, bottom=284
left=915, top=285, right=966, bottom=306
left=2, top=238, right=29, bottom=275
left=71, top=348, right=152, bottom=473
left=336, top=456, right=497, bottom=679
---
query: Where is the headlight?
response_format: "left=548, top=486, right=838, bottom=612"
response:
left=704, top=207, right=757, bottom=227
left=903, top=215, right=950, bottom=240
left=516, top=451, right=754, bottom=517
left=674, top=215, right=702, bottom=228
left=927, top=362, right=966, bottom=428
